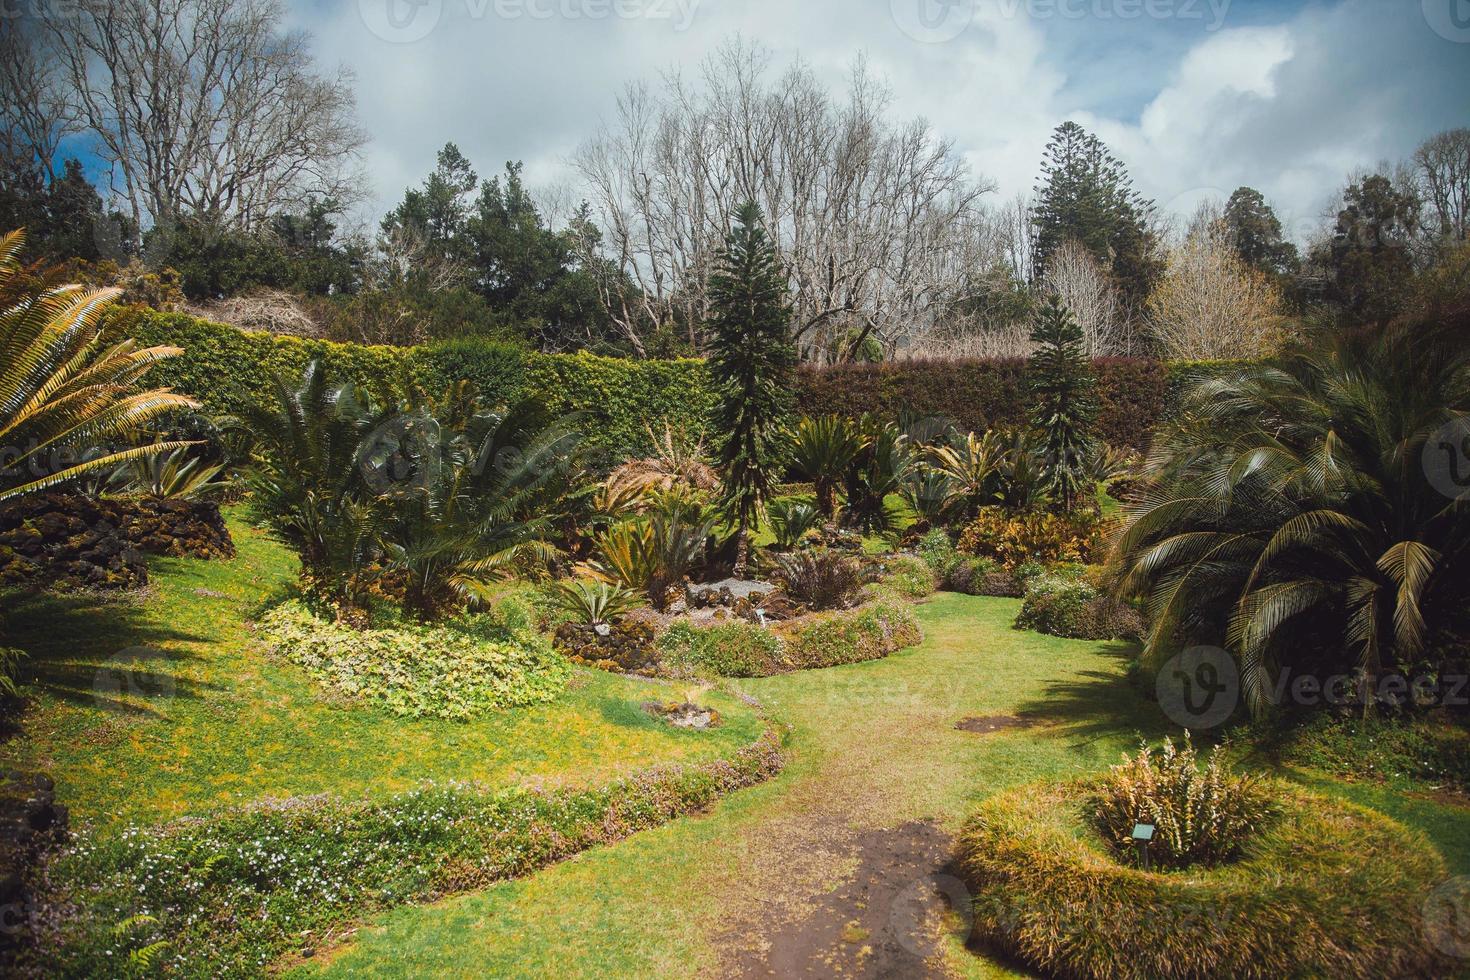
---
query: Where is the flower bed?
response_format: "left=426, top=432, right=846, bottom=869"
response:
left=257, top=600, right=570, bottom=720
left=27, top=724, right=785, bottom=977
left=955, top=780, right=1452, bottom=980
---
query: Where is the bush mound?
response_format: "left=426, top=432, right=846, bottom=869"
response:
left=31, top=726, right=784, bottom=977
left=656, top=600, right=921, bottom=677
left=258, top=600, right=570, bottom=720
left=956, top=779, right=1451, bottom=980
left=872, top=554, right=937, bottom=599
left=957, top=506, right=1100, bottom=568
left=1014, top=574, right=1143, bottom=640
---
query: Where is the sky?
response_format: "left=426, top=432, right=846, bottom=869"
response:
left=284, top=0, right=1470, bottom=242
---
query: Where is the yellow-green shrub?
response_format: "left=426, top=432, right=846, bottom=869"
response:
left=957, top=505, right=1100, bottom=568
left=776, top=601, right=922, bottom=671
left=956, top=780, right=1451, bottom=980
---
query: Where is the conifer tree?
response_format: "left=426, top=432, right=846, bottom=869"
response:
left=1029, top=295, right=1097, bottom=513
left=707, top=201, right=797, bottom=570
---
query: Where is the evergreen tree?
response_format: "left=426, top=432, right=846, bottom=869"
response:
left=1222, top=186, right=1299, bottom=279
left=1029, top=295, right=1097, bottom=513
left=707, top=201, right=797, bottom=570
left=1031, top=121, right=1162, bottom=309
left=1317, top=173, right=1422, bottom=326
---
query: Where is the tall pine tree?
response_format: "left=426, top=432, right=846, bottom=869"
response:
left=1031, top=121, right=1162, bottom=311
left=708, top=202, right=797, bottom=571
left=1029, top=295, right=1097, bottom=513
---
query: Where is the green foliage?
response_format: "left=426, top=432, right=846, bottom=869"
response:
left=766, top=497, right=821, bottom=550
left=916, top=528, right=961, bottom=579
left=1015, top=574, right=1143, bottom=641
left=1029, top=296, right=1097, bottom=513
left=110, top=447, right=224, bottom=500
left=588, top=491, right=716, bottom=610
left=771, top=548, right=870, bottom=611
left=1114, top=314, right=1470, bottom=718
left=37, top=726, right=783, bottom=977
left=1261, top=715, right=1470, bottom=791
left=1318, top=173, right=1422, bottom=325
left=957, top=506, right=1099, bottom=569
left=547, top=579, right=644, bottom=626
left=777, top=601, right=922, bottom=671
left=0, top=644, right=24, bottom=700
left=707, top=202, right=797, bottom=551
left=873, top=554, right=937, bottom=600
left=1093, top=735, right=1271, bottom=869
left=656, top=620, right=783, bottom=678
left=257, top=599, right=570, bottom=720
left=0, top=230, right=198, bottom=501
left=788, top=415, right=865, bottom=517
left=957, top=779, right=1449, bottom=980
left=1222, top=186, right=1299, bottom=280
left=842, top=416, right=914, bottom=534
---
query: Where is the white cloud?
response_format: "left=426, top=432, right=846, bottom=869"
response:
left=296, top=0, right=1470, bottom=243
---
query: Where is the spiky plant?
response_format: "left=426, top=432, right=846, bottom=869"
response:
left=898, top=466, right=960, bottom=525
left=608, top=422, right=720, bottom=495
left=842, top=415, right=915, bottom=534
left=767, top=497, right=822, bottom=549
left=113, top=447, right=224, bottom=500
left=789, top=415, right=866, bottom=518
left=1114, top=313, right=1470, bottom=718
left=927, top=429, right=1007, bottom=520
left=548, top=579, right=645, bottom=626
left=0, top=230, right=197, bottom=501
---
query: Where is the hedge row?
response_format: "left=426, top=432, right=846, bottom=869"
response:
left=123, top=310, right=1243, bottom=459
left=29, top=721, right=785, bottom=976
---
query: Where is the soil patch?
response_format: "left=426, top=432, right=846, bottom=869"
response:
left=954, top=715, right=1040, bottom=735
left=730, top=820, right=964, bottom=978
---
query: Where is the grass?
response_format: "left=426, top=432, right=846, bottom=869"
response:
left=297, top=593, right=1470, bottom=978
left=0, top=509, right=763, bottom=832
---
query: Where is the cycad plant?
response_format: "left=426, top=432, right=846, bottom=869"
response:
left=927, top=429, right=1007, bottom=521
left=1114, top=314, right=1470, bottom=718
left=789, top=415, right=866, bottom=518
left=113, top=447, right=224, bottom=500
left=767, top=497, right=822, bottom=549
left=842, top=415, right=915, bottom=534
left=0, top=230, right=197, bottom=501
left=548, top=579, right=645, bottom=626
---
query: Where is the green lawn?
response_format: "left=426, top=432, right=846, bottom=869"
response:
left=300, top=593, right=1470, bottom=978
left=0, top=510, right=763, bottom=831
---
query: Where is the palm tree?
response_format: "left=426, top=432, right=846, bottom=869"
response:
left=1113, top=314, right=1470, bottom=718
left=789, top=414, right=866, bottom=518
left=0, top=230, right=197, bottom=500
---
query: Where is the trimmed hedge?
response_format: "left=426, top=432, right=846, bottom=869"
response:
left=123, top=312, right=713, bottom=463
left=121, top=310, right=1244, bottom=461
left=30, top=724, right=784, bottom=977
left=956, top=780, right=1452, bottom=980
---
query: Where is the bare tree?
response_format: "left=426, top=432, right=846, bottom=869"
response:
left=41, top=0, right=365, bottom=232
left=573, top=40, right=996, bottom=361
left=1148, top=226, right=1287, bottom=360
left=1414, top=128, right=1470, bottom=244
left=1043, top=240, right=1127, bottom=356
left=0, top=18, right=76, bottom=187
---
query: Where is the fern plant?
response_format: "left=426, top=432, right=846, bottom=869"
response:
left=767, top=497, right=821, bottom=549
left=0, top=229, right=198, bottom=501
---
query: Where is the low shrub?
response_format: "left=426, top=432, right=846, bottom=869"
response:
left=257, top=600, right=570, bottom=720
left=916, top=528, right=960, bottom=579
left=656, top=620, right=783, bottom=678
left=1259, top=714, right=1470, bottom=791
left=957, top=506, right=1100, bottom=569
left=873, top=554, right=937, bottom=599
left=771, top=548, right=870, bottom=611
left=956, top=779, right=1451, bottom=980
left=777, top=601, right=922, bottom=671
left=1092, top=735, right=1271, bottom=869
left=31, top=727, right=784, bottom=977
left=1014, top=575, right=1143, bottom=641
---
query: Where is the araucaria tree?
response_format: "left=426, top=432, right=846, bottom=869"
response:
left=708, top=202, right=796, bottom=571
left=1028, top=296, right=1096, bottom=513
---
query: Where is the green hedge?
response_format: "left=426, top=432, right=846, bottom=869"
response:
left=123, top=310, right=1243, bottom=460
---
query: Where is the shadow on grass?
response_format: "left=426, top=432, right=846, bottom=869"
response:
left=2, top=587, right=218, bottom=716
left=1013, top=640, right=1179, bottom=746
